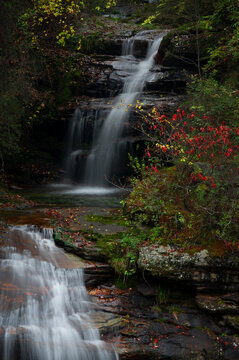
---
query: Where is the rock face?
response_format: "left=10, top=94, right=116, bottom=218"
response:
left=76, top=54, right=187, bottom=99
left=71, top=29, right=188, bottom=111
left=158, top=32, right=201, bottom=69
left=89, top=285, right=239, bottom=360
left=138, top=245, right=239, bottom=291
left=196, top=294, right=239, bottom=315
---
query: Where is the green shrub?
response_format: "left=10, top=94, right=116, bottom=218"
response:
left=188, top=76, right=239, bottom=124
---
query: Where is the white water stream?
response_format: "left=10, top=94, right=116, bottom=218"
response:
left=0, top=226, right=118, bottom=360
left=66, top=32, right=165, bottom=186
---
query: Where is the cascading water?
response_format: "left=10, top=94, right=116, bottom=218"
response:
left=66, top=32, right=166, bottom=186
left=0, top=226, right=118, bottom=360
left=65, top=108, right=104, bottom=183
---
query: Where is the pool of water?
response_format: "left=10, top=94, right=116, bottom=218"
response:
left=16, top=183, right=130, bottom=208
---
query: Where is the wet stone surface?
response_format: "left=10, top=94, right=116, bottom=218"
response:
left=89, top=285, right=239, bottom=360
left=1, top=208, right=239, bottom=359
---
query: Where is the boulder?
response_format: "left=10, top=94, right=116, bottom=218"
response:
left=196, top=294, right=239, bottom=315
left=145, top=68, right=186, bottom=93
left=138, top=245, right=239, bottom=291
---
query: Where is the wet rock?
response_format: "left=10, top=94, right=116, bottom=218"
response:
left=83, top=75, right=112, bottom=98
left=129, top=292, right=155, bottom=310
left=222, top=315, right=239, bottom=331
left=76, top=94, right=185, bottom=123
left=84, top=263, right=113, bottom=274
left=224, top=348, right=239, bottom=360
left=136, top=284, right=155, bottom=297
left=84, top=263, right=114, bottom=286
left=98, top=39, right=123, bottom=56
left=54, top=237, right=109, bottom=262
left=90, top=283, right=239, bottom=360
left=108, top=71, right=124, bottom=93
left=76, top=245, right=104, bottom=260
left=9, top=185, right=23, bottom=190
left=130, top=39, right=149, bottom=58
left=145, top=68, right=186, bottom=93
left=75, top=244, right=109, bottom=262
left=117, top=325, right=222, bottom=360
left=178, top=310, right=221, bottom=334
left=87, top=312, right=127, bottom=335
left=76, top=44, right=187, bottom=99
left=142, top=94, right=185, bottom=115
left=195, top=294, right=239, bottom=315
left=86, top=36, right=151, bottom=58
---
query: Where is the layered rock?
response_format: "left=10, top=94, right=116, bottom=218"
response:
left=138, top=245, right=239, bottom=291
left=75, top=55, right=187, bottom=98
left=90, top=284, right=239, bottom=360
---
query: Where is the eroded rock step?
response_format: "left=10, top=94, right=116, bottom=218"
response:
left=89, top=285, right=239, bottom=360
left=77, top=58, right=187, bottom=98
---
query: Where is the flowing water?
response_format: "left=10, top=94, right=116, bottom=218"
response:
left=0, top=33, right=166, bottom=358
left=66, top=32, right=166, bottom=186
left=0, top=226, right=118, bottom=360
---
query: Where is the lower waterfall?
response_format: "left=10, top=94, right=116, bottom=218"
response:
left=0, top=225, right=118, bottom=360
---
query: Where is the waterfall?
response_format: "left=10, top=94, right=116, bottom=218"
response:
left=66, top=32, right=165, bottom=186
left=65, top=108, right=103, bottom=183
left=0, top=226, right=118, bottom=360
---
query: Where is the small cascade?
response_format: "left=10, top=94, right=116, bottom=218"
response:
left=0, top=225, right=118, bottom=360
left=66, top=108, right=105, bottom=182
left=66, top=32, right=166, bottom=186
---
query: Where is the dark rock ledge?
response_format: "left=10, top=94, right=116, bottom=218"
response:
left=89, top=284, right=239, bottom=360
left=138, top=245, right=239, bottom=292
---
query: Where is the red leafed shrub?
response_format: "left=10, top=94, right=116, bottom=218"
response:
left=126, top=108, right=239, bottom=246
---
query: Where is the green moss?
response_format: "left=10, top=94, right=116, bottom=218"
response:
left=86, top=214, right=119, bottom=225
left=86, top=213, right=131, bottom=226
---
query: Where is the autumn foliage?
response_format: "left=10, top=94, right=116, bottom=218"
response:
left=125, top=108, right=239, bottom=247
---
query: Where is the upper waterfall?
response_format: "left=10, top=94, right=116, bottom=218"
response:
left=66, top=32, right=166, bottom=186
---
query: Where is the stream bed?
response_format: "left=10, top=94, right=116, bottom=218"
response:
left=0, top=186, right=239, bottom=360
left=14, top=184, right=128, bottom=208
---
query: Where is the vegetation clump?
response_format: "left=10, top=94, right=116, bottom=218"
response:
left=123, top=107, right=239, bottom=254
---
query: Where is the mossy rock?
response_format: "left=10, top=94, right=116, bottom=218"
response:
left=138, top=245, right=239, bottom=291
